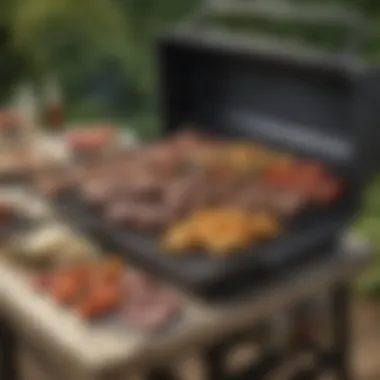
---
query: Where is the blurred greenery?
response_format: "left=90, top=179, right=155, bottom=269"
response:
left=2, top=0, right=378, bottom=124
left=1, top=0, right=199, bottom=126
left=2, top=0, right=377, bottom=129
left=1, top=0, right=380, bottom=296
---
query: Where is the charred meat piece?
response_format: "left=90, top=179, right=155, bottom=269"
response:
left=113, top=171, right=167, bottom=202
left=35, top=166, right=76, bottom=197
left=232, top=184, right=306, bottom=218
left=80, top=179, right=116, bottom=208
left=164, top=173, right=211, bottom=219
left=90, top=258, right=125, bottom=286
left=76, top=163, right=110, bottom=188
left=188, top=181, right=239, bottom=212
left=36, top=177, right=69, bottom=197
left=171, top=128, right=210, bottom=153
left=138, top=142, right=181, bottom=178
left=165, top=169, right=240, bottom=218
left=133, top=204, right=173, bottom=231
left=269, top=191, right=307, bottom=218
left=124, top=273, right=159, bottom=303
left=76, top=283, right=123, bottom=320
left=204, top=181, right=238, bottom=206
left=133, top=172, right=166, bottom=198
left=0, top=203, right=15, bottom=223
left=187, top=144, right=224, bottom=169
left=205, top=165, right=240, bottom=183
left=231, top=185, right=270, bottom=211
left=294, top=162, right=326, bottom=183
left=106, top=202, right=172, bottom=231
left=123, top=273, right=182, bottom=331
left=124, top=292, right=181, bottom=331
left=105, top=202, right=139, bottom=225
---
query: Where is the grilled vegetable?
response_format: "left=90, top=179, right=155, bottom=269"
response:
left=163, top=209, right=280, bottom=256
left=76, top=283, right=123, bottom=319
left=51, top=275, right=84, bottom=305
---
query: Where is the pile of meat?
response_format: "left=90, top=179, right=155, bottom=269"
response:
left=65, top=129, right=343, bottom=232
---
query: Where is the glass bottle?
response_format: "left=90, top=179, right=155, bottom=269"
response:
left=41, top=75, right=65, bottom=131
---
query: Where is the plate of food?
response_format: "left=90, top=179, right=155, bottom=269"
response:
left=31, top=258, right=184, bottom=333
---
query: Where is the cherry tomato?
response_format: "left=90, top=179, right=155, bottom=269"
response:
left=59, top=266, right=89, bottom=286
left=280, top=161, right=322, bottom=189
left=312, top=179, right=343, bottom=205
left=77, top=284, right=123, bottom=319
left=76, top=298, right=100, bottom=319
left=51, top=276, right=83, bottom=305
left=295, top=162, right=325, bottom=180
left=33, top=275, right=53, bottom=293
left=260, top=166, right=297, bottom=190
left=91, top=270, right=123, bottom=287
left=0, top=205, right=14, bottom=221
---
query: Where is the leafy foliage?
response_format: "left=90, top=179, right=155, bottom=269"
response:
left=2, top=0, right=378, bottom=117
left=2, top=0, right=199, bottom=121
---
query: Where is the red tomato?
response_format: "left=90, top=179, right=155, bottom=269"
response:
left=59, top=266, right=89, bottom=286
left=310, top=179, right=343, bottom=205
left=51, top=276, right=83, bottom=305
left=260, top=166, right=297, bottom=191
left=77, top=285, right=122, bottom=319
left=295, top=162, right=325, bottom=180
left=32, top=275, right=54, bottom=293
left=76, top=298, right=99, bottom=319
left=287, top=162, right=324, bottom=191
left=0, top=204, right=14, bottom=222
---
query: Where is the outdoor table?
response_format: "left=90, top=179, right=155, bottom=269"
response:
left=0, top=232, right=370, bottom=380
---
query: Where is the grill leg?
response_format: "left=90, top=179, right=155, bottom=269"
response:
left=0, top=318, right=19, bottom=380
left=147, top=368, right=178, bottom=380
left=204, top=331, right=281, bottom=380
left=331, top=283, right=352, bottom=380
left=205, top=343, right=226, bottom=380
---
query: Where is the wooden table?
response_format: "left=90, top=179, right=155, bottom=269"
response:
left=0, top=231, right=370, bottom=380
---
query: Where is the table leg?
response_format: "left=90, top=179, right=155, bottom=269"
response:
left=331, top=283, right=352, bottom=380
left=0, top=318, right=20, bottom=380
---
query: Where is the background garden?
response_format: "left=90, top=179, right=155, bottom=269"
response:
left=1, top=0, right=380, bottom=295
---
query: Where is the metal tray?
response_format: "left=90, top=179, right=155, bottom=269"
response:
left=54, top=191, right=348, bottom=298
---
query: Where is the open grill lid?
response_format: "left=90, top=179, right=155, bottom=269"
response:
left=157, top=25, right=378, bottom=186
